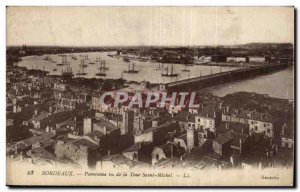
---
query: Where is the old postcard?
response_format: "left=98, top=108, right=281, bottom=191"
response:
left=6, top=6, right=294, bottom=186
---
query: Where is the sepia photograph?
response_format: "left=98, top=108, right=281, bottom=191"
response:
left=5, top=6, right=295, bottom=186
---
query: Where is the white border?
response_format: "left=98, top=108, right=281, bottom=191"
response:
left=0, top=0, right=298, bottom=191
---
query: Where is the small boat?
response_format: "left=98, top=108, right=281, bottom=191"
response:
left=43, top=56, right=52, bottom=61
left=76, top=72, right=87, bottom=76
left=185, top=63, right=194, bottom=66
left=123, top=58, right=130, bottom=63
left=76, top=69, right=87, bottom=76
left=181, top=68, right=190, bottom=72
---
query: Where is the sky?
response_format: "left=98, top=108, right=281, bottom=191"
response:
left=6, top=6, right=294, bottom=47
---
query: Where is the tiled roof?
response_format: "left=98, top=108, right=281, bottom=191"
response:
left=123, top=143, right=142, bottom=153
left=215, top=131, right=233, bottom=145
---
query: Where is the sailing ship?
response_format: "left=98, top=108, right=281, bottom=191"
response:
left=62, top=63, right=73, bottom=78
left=95, top=57, right=101, bottom=63
left=96, top=64, right=106, bottom=76
left=71, top=54, right=77, bottom=60
left=99, top=59, right=109, bottom=70
left=79, top=58, right=87, bottom=68
left=161, top=65, right=179, bottom=77
left=124, top=63, right=138, bottom=73
left=57, top=55, right=68, bottom=66
left=89, top=56, right=96, bottom=64
left=154, top=62, right=164, bottom=70
left=43, top=56, right=52, bottom=61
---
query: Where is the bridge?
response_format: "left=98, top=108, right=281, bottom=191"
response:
left=160, top=63, right=289, bottom=91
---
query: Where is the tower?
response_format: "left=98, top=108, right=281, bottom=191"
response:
left=121, top=110, right=134, bottom=135
left=83, top=118, right=92, bottom=135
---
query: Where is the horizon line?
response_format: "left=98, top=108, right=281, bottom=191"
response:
left=6, top=42, right=294, bottom=48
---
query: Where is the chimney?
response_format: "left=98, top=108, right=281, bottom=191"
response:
left=187, top=128, right=196, bottom=151
left=34, top=109, right=39, bottom=116
left=103, top=126, right=107, bottom=135
left=230, top=156, right=234, bottom=167
left=170, top=144, right=174, bottom=159
left=239, top=139, right=243, bottom=154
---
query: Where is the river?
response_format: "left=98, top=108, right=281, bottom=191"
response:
left=202, top=67, right=294, bottom=100
left=17, top=52, right=294, bottom=100
left=17, top=51, right=239, bottom=84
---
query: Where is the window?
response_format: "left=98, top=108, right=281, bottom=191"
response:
left=267, top=129, right=270, bottom=133
left=198, top=119, right=200, bottom=122
left=133, top=153, right=137, bottom=160
left=156, top=154, right=159, bottom=160
left=264, top=124, right=266, bottom=127
left=255, top=126, right=258, bottom=131
left=251, top=121, right=254, bottom=125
